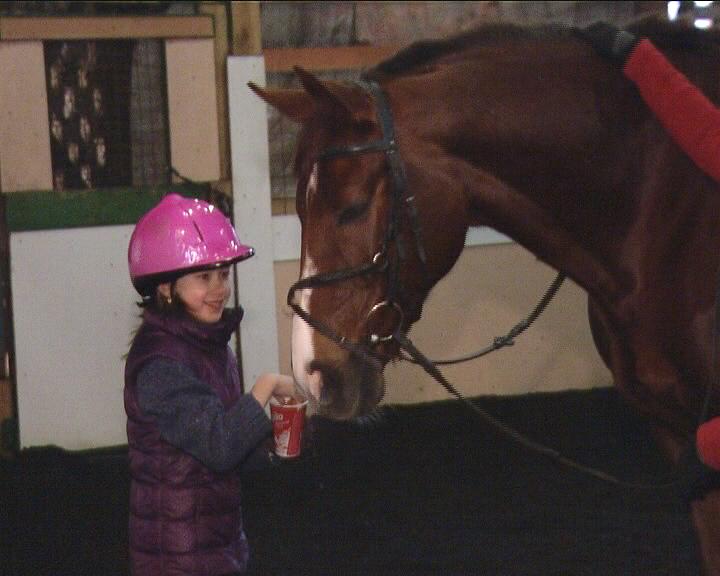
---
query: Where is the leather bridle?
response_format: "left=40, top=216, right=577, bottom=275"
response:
left=286, top=79, right=427, bottom=368
left=283, top=78, right=705, bottom=493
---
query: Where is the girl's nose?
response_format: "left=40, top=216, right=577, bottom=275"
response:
left=210, top=270, right=230, bottom=291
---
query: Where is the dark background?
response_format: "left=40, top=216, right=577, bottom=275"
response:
left=1, top=388, right=700, bottom=576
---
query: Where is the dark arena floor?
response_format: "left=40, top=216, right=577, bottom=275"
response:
left=1, top=387, right=701, bottom=576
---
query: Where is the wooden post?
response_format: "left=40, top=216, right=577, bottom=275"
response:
left=195, top=1, right=263, bottom=190
left=230, top=1, right=262, bottom=55
left=198, top=2, right=232, bottom=183
left=0, top=378, right=13, bottom=455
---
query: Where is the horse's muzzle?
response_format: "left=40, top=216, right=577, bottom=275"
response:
left=309, top=357, right=385, bottom=420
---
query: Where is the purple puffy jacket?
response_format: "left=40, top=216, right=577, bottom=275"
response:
left=124, top=308, right=249, bottom=575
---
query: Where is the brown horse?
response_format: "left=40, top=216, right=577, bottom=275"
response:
left=251, top=20, right=720, bottom=572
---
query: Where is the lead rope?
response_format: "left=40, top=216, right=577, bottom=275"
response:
left=401, top=272, right=566, bottom=366
left=393, top=330, right=680, bottom=490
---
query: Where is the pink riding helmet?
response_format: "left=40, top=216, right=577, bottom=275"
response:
left=128, top=193, right=254, bottom=295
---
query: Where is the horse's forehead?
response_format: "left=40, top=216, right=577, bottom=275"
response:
left=299, top=108, right=379, bottom=158
left=297, top=127, right=372, bottom=188
left=296, top=123, right=332, bottom=175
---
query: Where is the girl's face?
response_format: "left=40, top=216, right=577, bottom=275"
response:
left=159, top=267, right=232, bottom=324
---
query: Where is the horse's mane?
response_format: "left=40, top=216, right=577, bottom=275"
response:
left=365, top=17, right=720, bottom=81
left=365, top=23, right=559, bottom=79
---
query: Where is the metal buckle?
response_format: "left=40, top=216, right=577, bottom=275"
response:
left=367, top=300, right=404, bottom=344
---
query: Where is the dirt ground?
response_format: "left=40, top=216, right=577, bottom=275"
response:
left=1, top=387, right=699, bottom=575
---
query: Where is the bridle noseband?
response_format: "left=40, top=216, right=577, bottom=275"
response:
left=286, top=79, right=426, bottom=365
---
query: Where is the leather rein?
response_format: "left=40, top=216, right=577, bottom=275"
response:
left=286, top=79, right=685, bottom=492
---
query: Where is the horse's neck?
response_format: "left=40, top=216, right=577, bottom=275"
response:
left=393, top=47, right=642, bottom=305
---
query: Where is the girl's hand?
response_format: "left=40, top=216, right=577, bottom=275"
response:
left=272, top=374, right=297, bottom=399
left=251, top=373, right=298, bottom=407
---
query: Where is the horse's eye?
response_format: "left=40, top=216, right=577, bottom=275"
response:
left=338, top=202, right=369, bottom=226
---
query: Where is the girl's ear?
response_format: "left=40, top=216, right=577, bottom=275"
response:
left=157, top=282, right=171, bottom=300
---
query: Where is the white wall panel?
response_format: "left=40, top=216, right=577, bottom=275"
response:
left=228, top=56, right=280, bottom=385
left=12, top=225, right=137, bottom=449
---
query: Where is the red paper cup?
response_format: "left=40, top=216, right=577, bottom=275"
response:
left=270, top=397, right=308, bottom=458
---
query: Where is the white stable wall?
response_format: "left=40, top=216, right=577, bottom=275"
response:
left=12, top=225, right=137, bottom=448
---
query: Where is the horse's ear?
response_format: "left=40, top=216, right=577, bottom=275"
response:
left=247, top=82, right=314, bottom=124
left=293, top=66, right=374, bottom=124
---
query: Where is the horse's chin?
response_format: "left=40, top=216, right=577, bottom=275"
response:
left=310, top=357, right=385, bottom=420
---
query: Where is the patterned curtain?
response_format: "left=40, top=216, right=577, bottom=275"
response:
left=130, top=39, right=169, bottom=187
left=44, top=39, right=169, bottom=191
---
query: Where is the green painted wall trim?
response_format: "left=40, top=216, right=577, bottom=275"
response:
left=5, top=184, right=211, bottom=232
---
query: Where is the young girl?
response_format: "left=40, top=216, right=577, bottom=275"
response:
left=124, top=193, right=297, bottom=575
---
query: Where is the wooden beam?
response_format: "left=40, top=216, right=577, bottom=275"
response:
left=166, top=38, right=221, bottom=183
left=199, top=3, right=232, bottom=180
left=230, top=1, right=262, bottom=55
left=0, top=16, right=214, bottom=40
left=0, top=379, right=14, bottom=455
left=0, top=41, right=52, bottom=193
left=272, top=197, right=297, bottom=216
left=264, top=45, right=401, bottom=73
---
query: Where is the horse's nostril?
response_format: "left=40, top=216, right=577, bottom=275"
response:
left=310, top=361, right=341, bottom=402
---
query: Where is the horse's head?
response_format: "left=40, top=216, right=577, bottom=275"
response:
left=250, top=68, right=471, bottom=419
